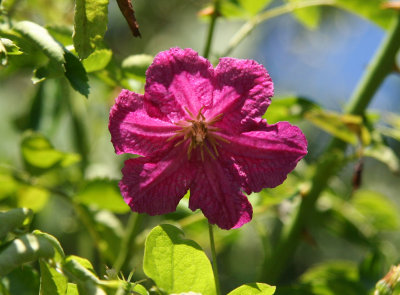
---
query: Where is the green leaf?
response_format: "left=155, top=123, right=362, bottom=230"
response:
left=143, top=224, right=216, bottom=295
left=287, top=0, right=321, bottom=29
left=21, top=131, right=81, bottom=175
left=82, top=49, right=112, bottom=73
left=75, top=179, right=129, bottom=213
left=305, top=109, right=362, bottom=145
left=46, top=25, right=74, bottom=47
left=13, top=21, right=65, bottom=73
left=300, top=261, right=368, bottom=295
left=73, top=0, right=109, bottom=59
left=122, top=54, right=153, bottom=80
left=17, top=185, right=49, bottom=212
left=238, top=0, right=272, bottom=16
left=0, top=208, right=33, bottom=240
left=352, top=190, right=399, bottom=231
left=66, top=283, right=79, bottom=295
left=64, top=50, right=90, bottom=97
left=336, top=0, right=396, bottom=29
left=39, top=260, right=68, bottom=295
left=364, top=143, right=400, bottom=173
left=0, top=234, right=55, bottom=276
left=33, top=230, right=65, bottom=262
left=3, top=266, right=40, bottom=295
left=228, top=283, right=276, bottom=295
left=220, top=1, right=250, bottom=19
left=0, top=38, right=22, bottom=65
left=265, top=96, right=320, bottom=124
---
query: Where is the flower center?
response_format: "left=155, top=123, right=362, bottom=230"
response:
left=167, top=106, right=229, bottom=161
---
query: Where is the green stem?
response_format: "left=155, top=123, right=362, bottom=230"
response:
left=203, top=0, right=221, bottom=59
left=113, top=213, right=143, bottom=274
left=260, top=12, right=400, bottom=284
left=208, top=223, right=221, bottom=295
left=222, top=0, right=336, bottom=57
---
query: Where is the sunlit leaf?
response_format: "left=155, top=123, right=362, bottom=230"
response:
left=286, top=0, right=321, bottom=29
left=0, top=38, right=22, bottom=66
left=75, top=179, right=129, bottom=213
left=264, top=96, right=320, bottom=124
left=17, top=185, right=49, bottom=212
left=305, top=109, right=362, bottom=145
left=352, top=190, right=399, bottom=231
left=336, top=0, right=396, bottom=29
left=33, top=230, right=65, bottom=262
left=0, top=234, right=55, bottom=276
left=0, top=170, right=19, bottom=200
left=219, top=1, right=250, bottom=19
left=238, top=0, right=272, bottom=15
left=13, top=21, right=65, bottom=73
left=143, top=224, right=216, bottom=295
left=0, top=208, right=33, bottom=240
left=21, top=132, right=81, bottom=175
left=228, top=283, right=276, bottom=295
left=39, top=260, right=68, bottom=295
left=82, top=49, right=112, bottom=73
left=73, top=0, right=109, bottom=59
left=66, top=283, right=79, bottom=295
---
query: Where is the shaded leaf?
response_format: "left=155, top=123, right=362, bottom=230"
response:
left=364, top=143, right=400, bottom=173
left=75, top=179, right=129, bottom=213
left=0, top=234, right=55, bottom=276
left=228, top=283, right=276, bottom=295
left=143, top=224, right=216, bottom=295
left=82, top=49, right=112, bottom=73
left=3, top=266, right=40, bottom=295
left=46, top=25, right=73, bottom=47
left=0, top=208, right=33, bottom=240
left=73, top=0, right=109, bottom=59
left=64, top=50, right=90, bottom=97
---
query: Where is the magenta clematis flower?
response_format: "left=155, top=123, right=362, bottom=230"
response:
left=109, top=48, right=307, bottom=230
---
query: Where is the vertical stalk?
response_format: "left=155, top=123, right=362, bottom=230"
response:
left=208, top=223, right=221, bottom=295
left=260, top=12, right=400, bottom=284
left=203, top=0, right=221, bottom=59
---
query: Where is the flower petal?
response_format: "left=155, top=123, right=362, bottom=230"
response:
left=120, top=147, right=195, bottom=215
left=209, top=58, right=273, bottom=133
left=219, top=121, right=307, bottom=193
left=109, top=89, right=179, bottom=156
left=189, top=160, right=252, bottom=230
left=144, top=48, right=215, bottom=122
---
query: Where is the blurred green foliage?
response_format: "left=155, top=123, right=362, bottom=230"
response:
left=1, top=0, right=400, bottom=294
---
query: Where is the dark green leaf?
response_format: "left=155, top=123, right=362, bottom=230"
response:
left=73, top=0, right=109, bottom=59
left=75, top=179, right=129, bottom=213
left=0, top=208, right=33, bottom=240
left=143, top=224, right=216, bottom=295
left=39, top=260, right=68, bottom=295
left=0, top=234, right=55, bottom=276
left=3, top=266, right=40, bottom=295
left=228, top=283, right=276, bottom=295
left=64, top=50, right=90, bottom=97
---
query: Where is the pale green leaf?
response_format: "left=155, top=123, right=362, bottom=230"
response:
left=287, top=0, right=321, bottom=29
left=143, top=224, right=216, bottom=295
left=13, top=21, right=65, bottom=73
left=336, top=0, right=395, bottom=29
left=17, top=186, right=49, bottom=212
left=364, top=143, right=400, bottom=173
left=122, top=54, right=153, bottom=80
left=0, top=208, right=33, bottom=240
left=238, top=0, right=272, bottom=16
left=73, top=0, right=109, bottom=59
left=66, top=283, right=79, bottom=295
left=0, top=234, right=55, bottom=276
left=75, top=179, right=129, bottom=213
left=352, top=190, right=399, bottom=231
left=82, top=49, right=112, bottom=73
left=228, top=283, right=276, bottom=295
left=220, top=1, right=251, bottom=19
left=39, top=260, right=68, bottom=295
